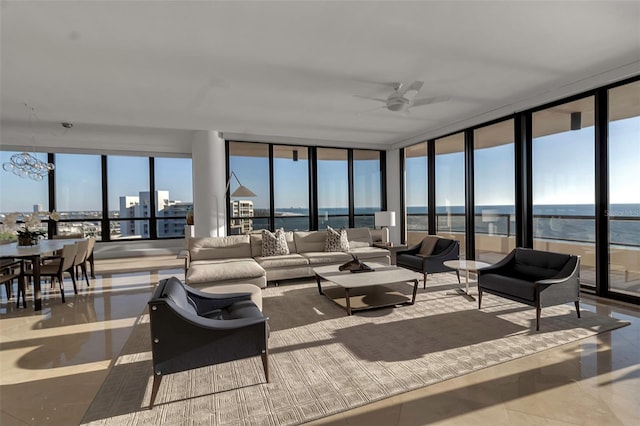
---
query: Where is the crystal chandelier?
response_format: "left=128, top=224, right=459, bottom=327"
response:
left=2, top=103, right=56, bottom=181
left=2, top=152, right=54, bottom=181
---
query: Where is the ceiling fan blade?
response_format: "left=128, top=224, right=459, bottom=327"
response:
left=412, top=96, right=450, bottom=108
left=356, top=105, right=387, bottom=114
left=353, top=94, right=388, bottom=103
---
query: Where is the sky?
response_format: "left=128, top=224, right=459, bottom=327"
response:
left=1, top=117, right=638, bottom=214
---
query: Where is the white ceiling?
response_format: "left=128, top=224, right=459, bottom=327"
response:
left=1, top=1, right=639, bottom=151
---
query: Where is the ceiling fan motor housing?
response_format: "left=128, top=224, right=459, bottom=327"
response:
left=387, top=94, right=411, bottom=111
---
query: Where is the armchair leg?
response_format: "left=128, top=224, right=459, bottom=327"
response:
left=478, top=287, right=482, bottom=309
left=536, top=306, right=541, bottom=331
left=423, top=273, right=427, bottom=289
left=261, top=349, right=269, bottom=383
left=456, top=270, right=461, bottom=284
left=574, top=300, right=581, bottom=318
left=149, top=374, right=162, bottom=409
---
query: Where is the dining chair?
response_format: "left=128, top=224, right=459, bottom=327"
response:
left=22, top=243, right=78, bottom=303
left=73, top=239, right=91, bottom=287
left=84, top=236, right=96, bottom=280
left=1, top=259, right=24, bottom=307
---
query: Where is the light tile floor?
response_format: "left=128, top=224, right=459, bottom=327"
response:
left=0, top=256, right=638, bottom=425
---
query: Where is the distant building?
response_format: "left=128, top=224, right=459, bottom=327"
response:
left=230, top=200, right=254, bottom=234
left=119, top=190, right=192, bottom=238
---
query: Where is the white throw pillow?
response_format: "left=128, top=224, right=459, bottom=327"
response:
left=262, top=228, right=290, bottom=256
left=325, top=226, right=350, bottom=252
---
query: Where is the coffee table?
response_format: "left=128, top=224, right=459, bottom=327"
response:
left=314, top=262, right=419, bottom=315
left=443, top=260, right=491, bottom=299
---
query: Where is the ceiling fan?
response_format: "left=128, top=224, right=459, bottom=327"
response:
left=355, top=81, right=449, bottom=113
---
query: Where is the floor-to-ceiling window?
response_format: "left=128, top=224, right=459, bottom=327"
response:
left=107, top=155, right=150, bottom=240
left=474, top=119, right=515, bottom=263
left=0, top=151, right=50, bottom=240
left=55, top=153, right=102, bottom=239
left=608, top=80, right=640, bottom=297
left=404, top=142, right=428, bottom=245
left=274, top=145, right=310, bottom=231
left=532, top=97, right=596, bottom=286
left=228, top=142, right=270, bottom=235
left=155, top=157, right=193, bottom=238
left=435, top=133, right=466, bottom=257
left=353, top=150, right=381, bottom=228
left=317, top=148, right=349, bottom=229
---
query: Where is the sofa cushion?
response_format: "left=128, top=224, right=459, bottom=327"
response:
left=294, top=231, right=326, bottom=253
left=418, top=236, right=439, bottom=256
left=186, top=259, right=265, bottom=284
left=254, top=254, right=309, bottom=269
left=325, top=226, right=350, bottom=252
left=189, top=235, right=251, bottom=261
left=302, top=251, right=352, bottom=265
left=261, top=228, right=290, bottom=256
left=250, top=231, right=295, bottom=257
left=222, top=300, right=264, bottom=320
left=479, top=273, right=536, bottom=301
left=346, top=227, right=373, bottom=248
left=349, top=246, right=390, bottom=260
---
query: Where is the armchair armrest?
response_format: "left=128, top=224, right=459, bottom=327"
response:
left=477, top=250, right=516, bottom=275
left=396, top=242, right=422, bottom=256
left=537, top=256, right=580, bottom=285
left=177, top=248, right=190, bottom=272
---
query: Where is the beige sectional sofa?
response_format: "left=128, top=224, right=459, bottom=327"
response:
left=184, top=227, right=390, bottom=289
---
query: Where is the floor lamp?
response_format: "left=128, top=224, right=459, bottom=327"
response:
left=374, top=211, right=396, bottom=243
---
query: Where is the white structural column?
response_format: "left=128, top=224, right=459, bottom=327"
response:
left=386, top=148, right=402, bottom=244
left=192, top=131, right=226, bottom=237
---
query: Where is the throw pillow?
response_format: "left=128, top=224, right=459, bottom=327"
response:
left=325, top=226, right=350, bottom=252
left=261, top=228, right=290, bottom=256
left=418, top=235, right=439, bottom=257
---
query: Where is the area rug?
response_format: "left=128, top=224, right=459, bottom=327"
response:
left=81, top=273, right=629, bottom=425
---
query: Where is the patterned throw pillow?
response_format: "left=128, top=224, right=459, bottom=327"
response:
left=261, top=228, right=290, bottom=257
left=325, top=226, right=350, bottom=252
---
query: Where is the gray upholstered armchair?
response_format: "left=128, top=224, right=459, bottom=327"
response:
left=477, top=248, right=581, bottom=331
left=147, top=277, right=269, bottom=408
left=396, top=236, right=460, bottom=288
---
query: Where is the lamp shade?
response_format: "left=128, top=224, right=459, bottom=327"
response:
left=374, top=211, right=396, bottom=227
left=230, top=184, right=256, bottom=197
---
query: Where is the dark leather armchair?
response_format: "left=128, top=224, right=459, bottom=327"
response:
left=477, top=248, right=581, bottom=331
left=148, top=277, right=269, bottom=408
left=396, top=236, right=460, bottom=288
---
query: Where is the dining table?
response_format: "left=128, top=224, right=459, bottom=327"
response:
left=0, top=239, right=85, bottom=311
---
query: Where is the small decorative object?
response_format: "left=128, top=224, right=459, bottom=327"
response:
left=339, top=254, right=375, bottom=273
left=186, top=206, right=194, bottom=225
left=2, top=210, right=60, bottom=246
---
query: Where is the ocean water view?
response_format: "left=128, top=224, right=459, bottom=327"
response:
left=260, top=204, right=640, bottom=247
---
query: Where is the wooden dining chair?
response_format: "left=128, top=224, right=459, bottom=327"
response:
left=22, top=243, right=78, bottom=303
left=1, top=259, right=24, bottom=307
left=84, top=236, right=96, bottom=280
left=73, top=239, right=91, bottom=287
